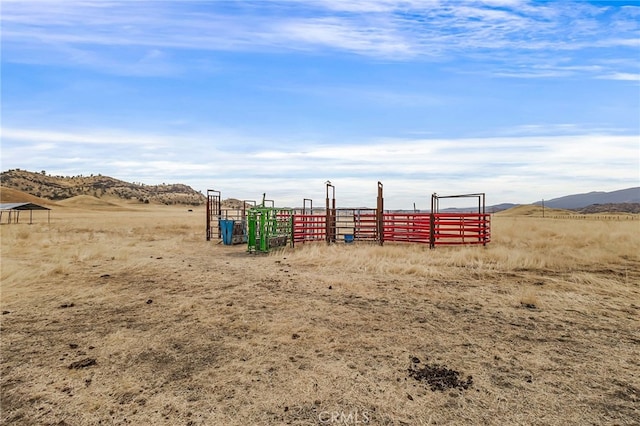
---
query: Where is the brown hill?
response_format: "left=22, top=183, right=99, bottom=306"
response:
left=222, top=198, right=255, bottom=210
left=496, top=204, right=573, bottom=217
left=496, top=203, right=640, bottom=217
left=56, top=195, right=126, bottom=210
left=0, top=186, right=59, bottom=207
left=1, top=169, right=205, bottom=206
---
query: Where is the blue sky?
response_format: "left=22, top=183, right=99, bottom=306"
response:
left=1, top=0, right=639, bottom=209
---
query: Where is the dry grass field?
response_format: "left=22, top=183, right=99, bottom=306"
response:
left=1, top=201, right=639, bottom=425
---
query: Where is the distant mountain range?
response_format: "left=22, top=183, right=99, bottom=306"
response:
left=436, top=187, right=640, bottom=213
left=532, top=187, right=640, bottom=209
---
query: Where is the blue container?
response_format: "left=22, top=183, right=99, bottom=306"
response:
left=220, top=220, right=235, bottom=245
left=344, top=234, right=354, bottom=244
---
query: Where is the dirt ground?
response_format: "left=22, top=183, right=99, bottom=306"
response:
left=1, top=205, right=639, bottom=425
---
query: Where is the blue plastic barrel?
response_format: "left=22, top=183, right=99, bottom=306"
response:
left=344, top=234, right=354, bottom=243
left=220, top=220, right=235, bottom=245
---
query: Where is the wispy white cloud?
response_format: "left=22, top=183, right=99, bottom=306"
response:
left=277, top=16, right=413, bottom=58
left=311, top=0, right=402, bottom=13
left=596, top=72, right=640, bottom=82
left=1, top=0, right=638, bottom=77
left=259, top=83, right=446, bottom=107
left=2, top=125, right=637, bottom=208
left=1, top=128, right=168, bottom=147
left=494, top=123, right=635, bottom=136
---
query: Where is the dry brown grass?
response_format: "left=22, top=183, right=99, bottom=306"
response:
left=1, top=205, right=639, bottom=425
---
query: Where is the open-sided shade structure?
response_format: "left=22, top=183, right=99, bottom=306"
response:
left=0, top=203, right=51, bottom=224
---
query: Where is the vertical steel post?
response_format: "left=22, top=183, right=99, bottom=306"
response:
left=325, top=182, right=335, bottom=244
left=481, top=192, right=486, bottom=246
left=331, top=187, right=336, bottom=243
left=377, top=182, right=384, bottom=246
left=248, top=210, right=256, bottom=252
left=326, top=184, right=330, bottom=244
left=291, top=213, right=296, bottom=248
left=206, top=194, right=211, bottom=241
left=216, top=192, right=221, bottom=238
left=430, top=193, right=437, bottom=249
left=477, top=194, right=481, bottom=244
left=259, top=209, right=267, bottom=252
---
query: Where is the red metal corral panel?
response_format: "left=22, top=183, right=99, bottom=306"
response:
left=293, top=214, right=326, bottom=243
left=432, top=213, right=490, bottom=245
left=291, top=212, right=491, bottom=247
left=383, top=213, right=490, bottom=246
left=383, top=213, right=431, bottom=244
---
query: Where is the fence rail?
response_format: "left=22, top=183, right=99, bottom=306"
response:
left=383, top=213, right=431, bottom=244
left=430, top=213, right=491, bottom=246
left=291, top=212, right=491, bottom=247
left=292, top=214, right=326, bottom=244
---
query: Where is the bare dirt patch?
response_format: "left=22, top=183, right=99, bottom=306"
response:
left=407, top=358, right=474, bottom=392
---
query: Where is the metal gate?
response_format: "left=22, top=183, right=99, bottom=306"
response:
left=430, top=213, right=491, bottom=247
left=383, top=212, right=431, bottom=244
left=206, top=189, right=221, bottom=241
left=293, top=214, right=326, bottom=245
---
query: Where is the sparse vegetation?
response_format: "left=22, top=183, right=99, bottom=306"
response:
left=1, top=202, right=639, bottom=425
left=1, top=169, right=205, bottom=206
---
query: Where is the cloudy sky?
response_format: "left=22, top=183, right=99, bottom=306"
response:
left=1, top=0, right=639, bottom=209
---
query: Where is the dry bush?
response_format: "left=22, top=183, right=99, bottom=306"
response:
left=518, top=289, right=539, bottom=309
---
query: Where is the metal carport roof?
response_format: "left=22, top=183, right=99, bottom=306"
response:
left=0, top=202, right=51, bottom=211
left=0, top=202, right=51, bottom=224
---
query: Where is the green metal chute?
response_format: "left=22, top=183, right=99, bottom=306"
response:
left=247, top=204, right=293, bottom=253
